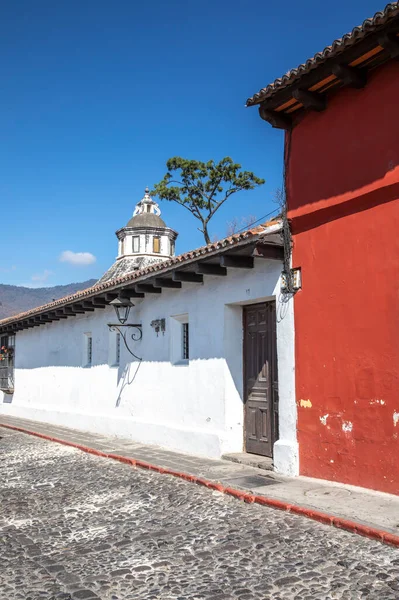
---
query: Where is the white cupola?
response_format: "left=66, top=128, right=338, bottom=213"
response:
left=97, top=187, right=178, bottom=284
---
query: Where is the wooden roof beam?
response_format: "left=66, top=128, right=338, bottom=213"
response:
left=135, top=284, right=161, bottom=294
left=173, top=271, right=203, bottom=283
left=154, top=278, right=182, bottom=289
left=331, top=64, right=367, bottom=88
left=63, top=306, right=83, bottom=315
left=259, top=105, right=292, bottom=130
left=81, top=300, right=105, bottom=310
left=81, top=301, right=96, bottom=310
left=292, top=89, right=326, bottom=111
left=100, top=292, right=118, bottom=302
left=91, top=298, right=107, bottom=307
left=71, top=304, right=89, bottom=313
left=220, top=255, right=254, bottom=269
left=253, top=244, right=284, bottom=260
left=35, top=315, right=52, bottom=323
left=119, top=287, right=145, bottom=298
left=1, top=324, right=17, bottom=333
left=47, top=312, right=61, bottom=321
left=55, top=306, right=76, bottom=319
left=21, top=320, right=35, bottom=328
left=378, top=33, right=399, bottom=59
left=195, top=262, right=227, bottom=276
left=60, top=307, right=76, bottom=317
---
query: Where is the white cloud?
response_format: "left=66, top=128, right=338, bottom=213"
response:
left=0, top=265, right=17, bottom=273
left=31, top=269, right=52, bottom=283
left=59, top=251, right=96, bottom=266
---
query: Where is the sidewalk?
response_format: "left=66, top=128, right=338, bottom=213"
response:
left=1, top=414, right=399, bottom=543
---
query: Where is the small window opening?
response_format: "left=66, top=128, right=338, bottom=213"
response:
left=146, top=205, right=151, bottom=213
left=132, top=236, right=140, bottom=253
left=84, top=333, right=93, bottom=367
left=170, top=314, right=190, bottom=365
left=87, top=336, right=92, bottom=365
left=108, top=331, right=121, bottom=367
left=182, top=323, right=189, bottom=360
left=153, top=237, right=161, bottom=253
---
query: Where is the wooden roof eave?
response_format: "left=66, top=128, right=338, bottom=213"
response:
left=0, top=224, right=283, bottom=334
left=255, top=24, right=399, bottom=129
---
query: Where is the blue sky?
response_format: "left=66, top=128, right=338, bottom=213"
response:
left=1, top=0, right=384, bottom=286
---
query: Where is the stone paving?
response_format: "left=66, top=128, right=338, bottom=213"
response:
left=2, top=415, right=399, bottom=535
left=1, top=429, right=399, bottom=600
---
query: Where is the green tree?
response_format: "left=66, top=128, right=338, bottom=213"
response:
left=151, top=157, right=265, bottom=245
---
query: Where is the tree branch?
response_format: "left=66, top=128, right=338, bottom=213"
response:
left=207, top=188, right=240, bottom=220
left=152, top=157, right=265, bottom=244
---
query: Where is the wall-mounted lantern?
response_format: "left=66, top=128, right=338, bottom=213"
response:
left=150, top=318, right=165, bottom=336
left=110, top=296, right=134, bottom=325
left=107, top=296, right=142, bottom=360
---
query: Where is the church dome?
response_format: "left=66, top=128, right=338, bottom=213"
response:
left=126, top=212, right=166, bottom=228
left=96, top=185, right=178, bottom=285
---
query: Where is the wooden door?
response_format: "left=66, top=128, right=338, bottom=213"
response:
left=244, top=302, right=278, bottom=457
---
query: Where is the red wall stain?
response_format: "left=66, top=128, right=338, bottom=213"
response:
left=287, top=60, right=399, bottom=494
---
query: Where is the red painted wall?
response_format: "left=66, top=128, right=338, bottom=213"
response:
left=287, top=60, right=399, bottom=494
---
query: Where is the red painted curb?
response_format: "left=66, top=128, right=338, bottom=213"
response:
left=254, top=496, right=291, bottom=511
left=332, top=517, right=385, bottom=542
left=180, top=473, right=197, bottom=483
left=289, top=505, right=334, bottom=525
left=2, top=421, right=399, bottom=548
left=383, top=533, right=399, bottom=547
left=206, top=481, right=225, bottom=492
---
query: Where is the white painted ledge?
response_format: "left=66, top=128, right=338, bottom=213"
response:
left=0, top=403, right=241, bottom=460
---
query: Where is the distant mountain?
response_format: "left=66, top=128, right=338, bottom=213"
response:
left=0, top=280, right=97, bottom=320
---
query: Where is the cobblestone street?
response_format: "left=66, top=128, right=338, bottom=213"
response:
left=1, top=430, right=399, bottom=600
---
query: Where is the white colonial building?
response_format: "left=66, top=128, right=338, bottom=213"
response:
left=0, top=200, right=298, bottom=476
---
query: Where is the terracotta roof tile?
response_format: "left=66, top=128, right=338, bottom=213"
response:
left=0, top=219, right=282, bottom=328
left=246, top=2, right=399, bottom=106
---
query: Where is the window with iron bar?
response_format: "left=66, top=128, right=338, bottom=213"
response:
left=83, top=333, right=92, bottom=367
left=87, top=336, right=92, bottom=365
left=182, top=323, right=189, bottom=360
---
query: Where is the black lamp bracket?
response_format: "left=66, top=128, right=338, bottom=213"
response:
left=107, top=323, right=142, bottom=360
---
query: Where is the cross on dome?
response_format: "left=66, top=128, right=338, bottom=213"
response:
left=133, top=187, right=161, bottom=217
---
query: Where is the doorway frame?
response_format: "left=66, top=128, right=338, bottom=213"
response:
left=242, top=300, right=279, bottom=458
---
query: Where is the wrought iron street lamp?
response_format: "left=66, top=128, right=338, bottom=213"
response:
left=110, top=296, right=133, bottom=324
left=107, top=295, right=142, bottom=359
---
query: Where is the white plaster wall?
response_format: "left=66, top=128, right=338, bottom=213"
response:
left=0, top=259, right=297, bottom=473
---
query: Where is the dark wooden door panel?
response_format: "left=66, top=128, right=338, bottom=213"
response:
left=244, top=302, right=278, bottom=458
